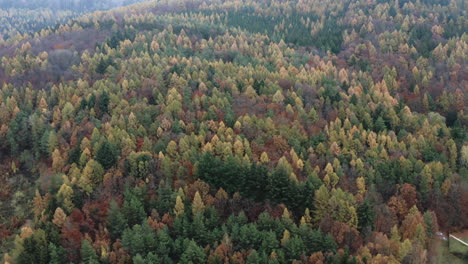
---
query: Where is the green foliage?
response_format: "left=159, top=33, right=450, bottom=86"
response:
left=180, top=239, right=206, bottom=264
left=122, top=221, right=156, bottom=257
left=80, top=240, right=98, bottom=264
left=409, top=24, right=437, bottom=57
left=16, top=230, right=49, bottom=264
left=48, top=243, right=66, bottom=264
left=7, top=111, right=32, bottom=156
left=357, top=199, right=375, bottom=232
left=1, top=0, right=466, bottom=263
left=107, top=200, right=128, bottom=239
left=197, top=153, right=247, bottom=194
left=95, top=140, right=120, bottom=170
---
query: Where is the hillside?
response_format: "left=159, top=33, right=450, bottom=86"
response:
left=0, top=0, right=466, bottom=263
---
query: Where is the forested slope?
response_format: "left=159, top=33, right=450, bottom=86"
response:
left=0, top=0, right=466, bottom=263
left=0, top=0, right=148, bottom=42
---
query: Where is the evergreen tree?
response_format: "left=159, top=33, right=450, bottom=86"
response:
left=155, top=227, right=174, bottom=261
left=284, top=235, right=305, bottom=261
left=268, top=167, right=291, bottom=205
left=17, top=230, right=49, bottom=264
left=95, top=140, right=119, bottom=170
left=180, top=240, right=206, bottom=264
left=107, top=200, right=128, bottom=239
left=96, top=57, right=108, bottom=74
left=80, top=240, right=98, bottom=264
left=122, top=195, right=146, bottom=227
left=98, top=91, right=110, bottom=115
left=357, top=199, right=374, bottom=232
left=48, top=243, right=66, bottom=264
left=122, top=221, right=156, bottom=256
left=246, top=249, right=260, bottom=264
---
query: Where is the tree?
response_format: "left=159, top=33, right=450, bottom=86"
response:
left=284, top=235, right=305, bottom=261
left=107, top=200, right=128, bottom=239
left=357, top=199, right=374, bottom=232
left=180, top=240, right=206, bottom=264
left=419, top=165, right=432, bottom=201
left=261, top=231, right=279, bottom=254
left=461, top=145, right=468, bottom=169
left=314, top=187, right=358, bottom=227
left=52, top=207, right=67, bottom=227
left=47, top=131, right=58, bottom=155
left=246, top=249, right=260, bottom=264
left=268, top=167, right=291, bottom=205
left=281, top=229, right=290, bottom=246
left=260, top=152, right=270, bottom=163
left=122, top=221, right=156, bottom=257
left=272, top=90, right=284, bottom=104
left=78, top=159, right=104, bottom=193
left=192, top=191, right=205, bottom=216
left=96, top=57, right=108, bottom=74
left=95, top=141, right=119, bottom=170
left=122, top=195, right=147, bottom=227
left=174, top=195, right=185, bottom=217
left=244, top=164, right=269, bottom=201
left=374, top=116, right=386, bottom=132
left=313, top=185, right=330, bottom=224
left=155, top=227, right=174, bottom=260
left=51, top=149, right=64, bottom=172
left=166, top=140, right=178, bottom=158
left=422, top=93, right=430, bottom=112
left=446, top=139, right=457, bottom=169
left=48, top=243, right=66, bottom=264
left=61, top=102, right=74, bottom=122
left=98, top=91, right=110, bottom=115
left=16, top=229, right=49, bottom=264
left=80, top=240, right=98, bottom=264
left=454, top=88, right=464, bottom=111
left=57, top=184, right=74, bottom=213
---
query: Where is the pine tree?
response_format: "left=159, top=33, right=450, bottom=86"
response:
left=280, top=229, right=290, bottom=246
left=446, top=139, right=457, bottom=169
left=419, top=165, right=432, bottom=201
left=374, top=116, right=386, bottom=132
left=260, top=151, right=270, bottom=163
left=107, top=200, right=128, bottom=239
left=174, top=195, right=185, bottom=217
left=96, top=57, right=108, bottom=74
left=246, top=249, right=260, bottom=264
left=17, top=230, right=49, bottom=264
left=80, top=240, right=98, bottom=264
left=121, top=221, right=156, bottom=256
left=268, top=167, right=291, bottom=205
left=95, top=141, right=119, bottom=170
left=47, top=131, right=58, bottom=155
left=57, top=184, right=74, bottom=213
left=48, top=243, right=66, bottom=264
left=180, top=240, right=206, bottom=264
left=122, top=196, right=146, bottom=227
left=155, top=227, right=174, bottom=259
left=261, top=231, right=279, bottom=254
left=51, top=148, right=64, bottom=172
left=313, top=185, right=330, bottom=224
left=284, top=235, right=305, bottom=261
left=192, top=191, right=205, bottom=216
left=52, top=207, right=67, bottom=227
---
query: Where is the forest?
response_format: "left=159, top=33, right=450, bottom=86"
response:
left=0, top=0, right=466, bottom=263
left=0, top=0, right=145, bottom=12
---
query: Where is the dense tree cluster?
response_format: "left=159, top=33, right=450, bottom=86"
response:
left=0, top=0, right=466, bottom=263
left=0, top=0, right=148, bottom=44
left=0, top=0, right=144, bottom=12
left=0, top=9, right=78, bottom=40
